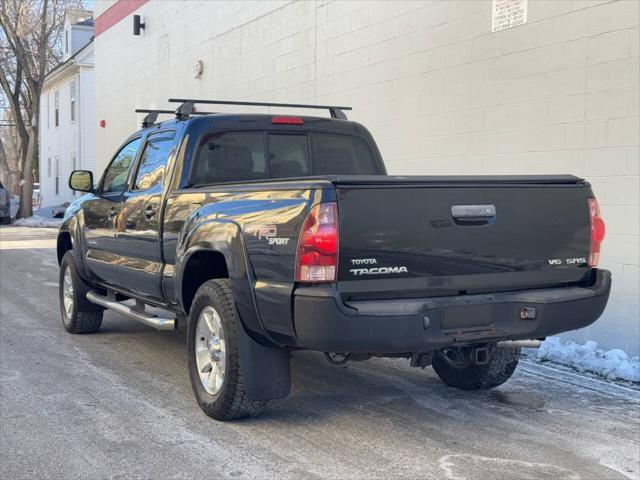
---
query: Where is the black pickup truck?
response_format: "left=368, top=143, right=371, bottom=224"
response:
left=58, top=99, right=611, bottom=421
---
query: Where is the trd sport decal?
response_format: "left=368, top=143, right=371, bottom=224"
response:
left=257, top=225, right=290, bottom=246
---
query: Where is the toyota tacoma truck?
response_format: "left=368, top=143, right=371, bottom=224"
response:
left=58, top=99, right=611, bottom=421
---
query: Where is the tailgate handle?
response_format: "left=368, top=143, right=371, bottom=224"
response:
left=451, top=205, right=496, bottom=224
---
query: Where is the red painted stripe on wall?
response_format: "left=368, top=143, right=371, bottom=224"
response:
left=94, top=0, right=150, bottom=37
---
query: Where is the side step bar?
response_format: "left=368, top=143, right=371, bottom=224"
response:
left=86, top=291, right=176, bottom=331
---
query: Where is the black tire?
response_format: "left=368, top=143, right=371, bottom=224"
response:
left=0, top=216, right=10, bottom=225
left=59, top=251, right=103, bottom=334
left=432, top=346, right=520, bottom=390
left=187, top=279, right=266, bottom=421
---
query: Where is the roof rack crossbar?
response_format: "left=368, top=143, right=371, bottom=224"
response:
left=167, top=98, right=351, bottom=119
left=135, top=108, right=216, bottom=127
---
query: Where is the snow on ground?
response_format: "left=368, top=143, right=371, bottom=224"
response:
left=532, top=336, right=640, bottom=383
left=12, top=216, right=63, bottom=228
left=5, top=201, right=66, bottom=228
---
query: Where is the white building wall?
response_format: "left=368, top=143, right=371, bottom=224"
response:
left=71, top=27, right=94, bottom=57
left=39, top=48, right=95, bottom=207
left=40, top=73, right=80, bottom=206
left=79, top=65, right=97, bottom=174
left=94, top=0, right=639, bottom=354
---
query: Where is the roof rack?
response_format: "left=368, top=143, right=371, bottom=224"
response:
left=135, top=108, right=216, bottom=127
left=167, top=98, right=351, bottom=120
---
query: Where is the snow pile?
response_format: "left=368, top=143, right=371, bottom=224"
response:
left=534, top=336, right=640, bottom=382
left=12, top=215, right=63, bottom=228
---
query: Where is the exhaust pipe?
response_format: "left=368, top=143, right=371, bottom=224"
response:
left=497, top=339, right=541, bottom=349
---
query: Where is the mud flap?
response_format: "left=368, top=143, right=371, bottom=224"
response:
left=238, top=323, right=291, bottom=401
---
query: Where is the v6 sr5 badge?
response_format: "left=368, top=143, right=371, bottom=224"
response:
left=258, top=225, right=290, bottom=246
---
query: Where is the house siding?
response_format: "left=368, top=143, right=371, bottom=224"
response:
left=72, top=27, right=93, bottom=56
left=39, top=48, right=95, bottom=206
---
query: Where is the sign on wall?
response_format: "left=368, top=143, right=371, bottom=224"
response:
left=491, top=0, right=528, bottom=32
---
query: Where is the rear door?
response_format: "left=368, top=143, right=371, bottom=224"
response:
left=115, top=130, right=176, bottom=301
left=83, top=137, right=142, bottom=286
left=335, top=176, right=592, bottom=300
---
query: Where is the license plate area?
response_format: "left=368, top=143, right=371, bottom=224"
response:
left=441, top=304, right=493, bottom=331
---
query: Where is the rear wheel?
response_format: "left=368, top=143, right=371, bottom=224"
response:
left=59, top=251, right=103, bottom=334
left=187, top=279, right=266, bottom=421
left=432, top=346, right=520, bottom=390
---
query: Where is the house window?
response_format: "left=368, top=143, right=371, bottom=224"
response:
left=54, top=90, right=59, bottom=127
left=70, top=79, right=76, bottom=122
left=47, top=93, right=50, bottom=129
left=55, top=156, right=59, bottom=194
left=65, top=30, right=68, bottom=54
left=47, top=157, right=51, bottom=178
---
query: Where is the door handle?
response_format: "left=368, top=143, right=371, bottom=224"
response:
left=144, top=205, right=156, bottom=219
left=108, top=207, right=118, bottom=220
left=451, top=205, right=496, bottom=225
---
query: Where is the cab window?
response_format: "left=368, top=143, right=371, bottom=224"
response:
left=311, top=133, right=379, bottom=175
left=268, top=134, right=309, bottom=178
left=102, top=138, right=141, bottom=193
left=190, top=132, right=266, bottom=185
left=133, top=131, right=175, bottom=190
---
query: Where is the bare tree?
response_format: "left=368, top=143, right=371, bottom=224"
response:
left=0, top=108, right=22, bottom=192
left=0, top=0, right=69, bottom=218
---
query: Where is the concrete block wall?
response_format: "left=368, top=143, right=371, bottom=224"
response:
left=94, top=0, right=639, bottom=354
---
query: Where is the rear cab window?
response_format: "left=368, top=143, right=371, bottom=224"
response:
left=311, top=133, right=379, bottom=175
left=189, top=131, right=380, bottom=185
left=268, top=134, right=309, bottom=178
left=191, top=132, right=266, bottom=185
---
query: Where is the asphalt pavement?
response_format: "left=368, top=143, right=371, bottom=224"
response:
left=1, top=226, right=639, bottom=480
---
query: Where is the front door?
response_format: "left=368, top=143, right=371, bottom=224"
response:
left=83, top=137, right=142, bottom=286
left=115, top=130, right=176, bottom=301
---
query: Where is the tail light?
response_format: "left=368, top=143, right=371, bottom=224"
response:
left=588, top=198, right=605, bottom=267
left=295, top=202, right=338, bottom=282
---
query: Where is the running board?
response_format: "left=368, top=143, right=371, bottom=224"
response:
left=86, top=291, right=176, bottom=331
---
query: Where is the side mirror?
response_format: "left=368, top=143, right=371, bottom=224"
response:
left=69, top=170, right=94, bottom=193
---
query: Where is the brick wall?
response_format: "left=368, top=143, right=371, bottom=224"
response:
left=94, top=0, right=639, bottom=354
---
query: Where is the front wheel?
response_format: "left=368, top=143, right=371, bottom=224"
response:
left=432, top=346, right=520, bottom=390
left=187, top=279, right=266, bottom=421
left=59, top=251, right=103, bottom=334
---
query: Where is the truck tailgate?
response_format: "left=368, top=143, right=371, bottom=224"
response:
left=334, top=175, right=593, bottom=299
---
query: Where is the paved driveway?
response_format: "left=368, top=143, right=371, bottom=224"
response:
left=1, top=226, right=638, bottom=480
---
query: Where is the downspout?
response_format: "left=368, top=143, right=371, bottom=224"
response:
left=77, top=64, right=82, bottom=172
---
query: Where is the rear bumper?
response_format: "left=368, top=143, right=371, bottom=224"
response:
left=293, top=269, right=611, bottom=353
